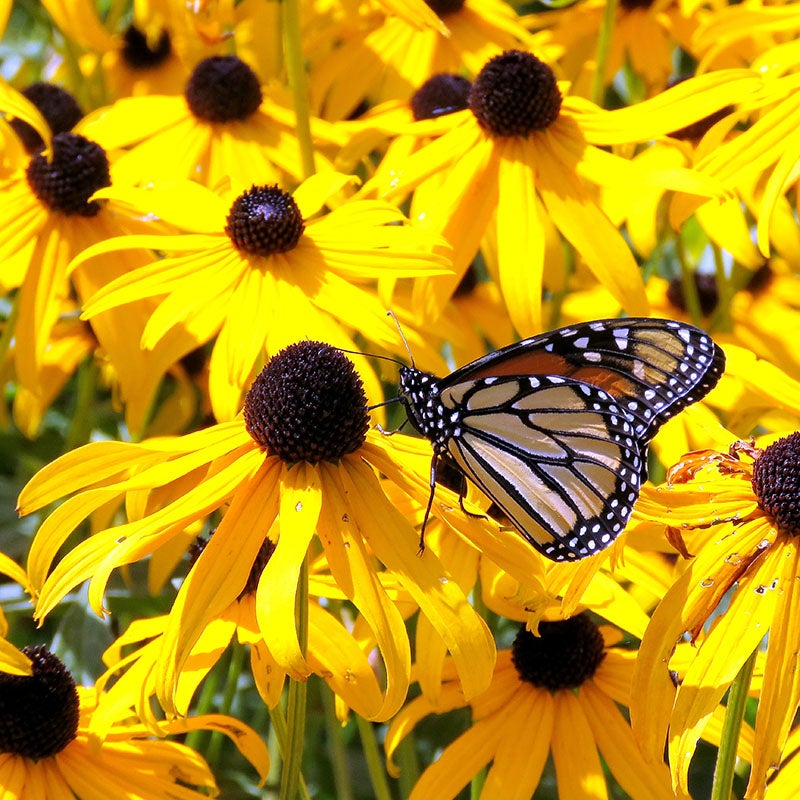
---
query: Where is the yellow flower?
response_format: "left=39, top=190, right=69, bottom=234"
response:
left=89, top=543, right=413, bottom=728
left=79, top=54, right=345, bottom=189
left=21, top=342, right=495, bottom=718
left=308, top=0, right=537, bottom=120
left=71, top=173, right=452, bottom=421
left=386, top=613, right=674, bottom=800
left=0, top=644, right=270, bottom=798
left=362, top=50, right=757, bottom=334
left=0, top=120, right=194, bottom=435
left=631, top=435, right=800, bottom=797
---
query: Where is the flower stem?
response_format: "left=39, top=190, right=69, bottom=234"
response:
left=675, top=232, right=703, bottom=325
left=710, top=646, right=757, bottom=800
left=591, top=0, right=618, bottom=106
left=321, top=681, right=355, bottom=800
left=356, top=715, right=393, bottom=800
left=269, top=702, right=311, bottom=800
left=185, top=658, right=223, bottom=750
left=395, top=732, right=420, bottom=798
left=708, top=242, right=733, bottom=333
left=280, top=554, right=309, bottom=800
left=281, top=0, right=316, bottom=179
left=65, top=357, right=99, bottom=451
left=206, top=642, right=247, bottom=766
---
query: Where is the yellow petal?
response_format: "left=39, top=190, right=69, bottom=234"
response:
left=748, top=540, right=800, bottom=797
left=582, top=682, right=674, bottom=800
left=669, top=541, right=784, bottom=795
left=339, top=457, right=496, bottom=700
left=256, top=462, right=322, bottom=678
left=496, top=138, right=544, bottom=336
left=157, top=456, right=281, bottom=713
left=0, top=639, right=32, bottom=675
left=481, top=688, right=553, bottom=800
left=318, top=463, right=412, bottom=720
left=552, top=690, right=607, bottom=800
left=536, top=132, right=649, bottom=316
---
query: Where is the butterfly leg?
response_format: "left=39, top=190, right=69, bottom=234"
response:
left=418, top=453, right=440, bottom=555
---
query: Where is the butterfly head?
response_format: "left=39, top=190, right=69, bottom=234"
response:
left=397, top=366, right=446, bottom=441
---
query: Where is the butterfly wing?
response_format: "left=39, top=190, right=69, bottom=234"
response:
left=439, top=375, right=643, bottom=560
left=441, top=318, right=725, bottom=443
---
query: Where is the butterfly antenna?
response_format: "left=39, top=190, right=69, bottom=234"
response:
left=387, top=310, right=416, bottom=369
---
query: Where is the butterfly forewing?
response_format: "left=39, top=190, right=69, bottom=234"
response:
left=444, top=318, right=725, bottom=442
left=397, top=317, right=725, bottom=562
left=440, top=376, right=642, bottom=560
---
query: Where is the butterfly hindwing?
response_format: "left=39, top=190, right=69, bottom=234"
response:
left=439, top=375, right=643, bottom=560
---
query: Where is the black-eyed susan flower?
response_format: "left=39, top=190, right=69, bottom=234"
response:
left=21, top=341, right=495, bottom=718
left=362, top=49, right=758, bottom=335
left=386, top=613, right=675, bottom=800
left=101, top=23, right=187, bottom=100
left=308, top=0, right=537, bottom=120
left=631, top=434, right=800, bottom=797
left=71, top=174, right=452, bottom=421
left=0, top=643, right=269, bottom=798
left=88, top=535, right=412, bottom=730
left=0, top=99, right=200, bottom=435
left=79, top=53, right=345, bottom=189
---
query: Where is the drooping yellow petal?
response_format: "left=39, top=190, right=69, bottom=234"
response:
left=35, top=444, right=260, bottom=620
left=669, top=540, right=784, bottom=796
left=748, top=540, right=800, bottom=798
left=0, top=77, right=51, bottom=151
left=339, top=457, right=496, bottom=700
left=631, top=517, right=775, bottom=764
left=568, top=70, right=767, bottom=145
left=306, top=602, right=384, bottom=719
left=317, top=462, right=412, bottom=721
left=0, top=639, right=32, bottom=676
left=536, top=131, right=649, bottom=316
left=256, top=461, right=322, bottom=679
left=157, top=455, right=281, bottom=714
left=410, top=714, right=503, bottom=800
left=159, top=713, right=270, bottom=783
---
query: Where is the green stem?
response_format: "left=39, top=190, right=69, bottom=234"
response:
left=0, top=295, right=20, bottom=428
left=321, top=681, right=355, bottom=800
left=280, top=556, right=309, bottom=800
left=395, top=733, right=420, bottom=799
left=710, top=647, right=757, bottom=800
left=590, top=0, right=618, bottom=107
left=206, top=642, right=247, bottom=766
left=281, top=0, right=316, bottom=179
left=268, top=702, right=312, bottom=800
left=675, top=233, right=703, bottom=326
left=469, top=575, right=488, bottom=800
left=64, top=357, right=99, bottom=451
left=356, top=715, right=393, bottom=800
left=707, top=242, right=733, bottom=333
left=185, top=662, right=222, bottom=751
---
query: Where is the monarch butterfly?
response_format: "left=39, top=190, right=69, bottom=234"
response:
left=396, top=317, right=725, bottom=562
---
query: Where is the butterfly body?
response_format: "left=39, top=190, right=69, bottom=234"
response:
left=397, top=318, right=725, bottom=562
